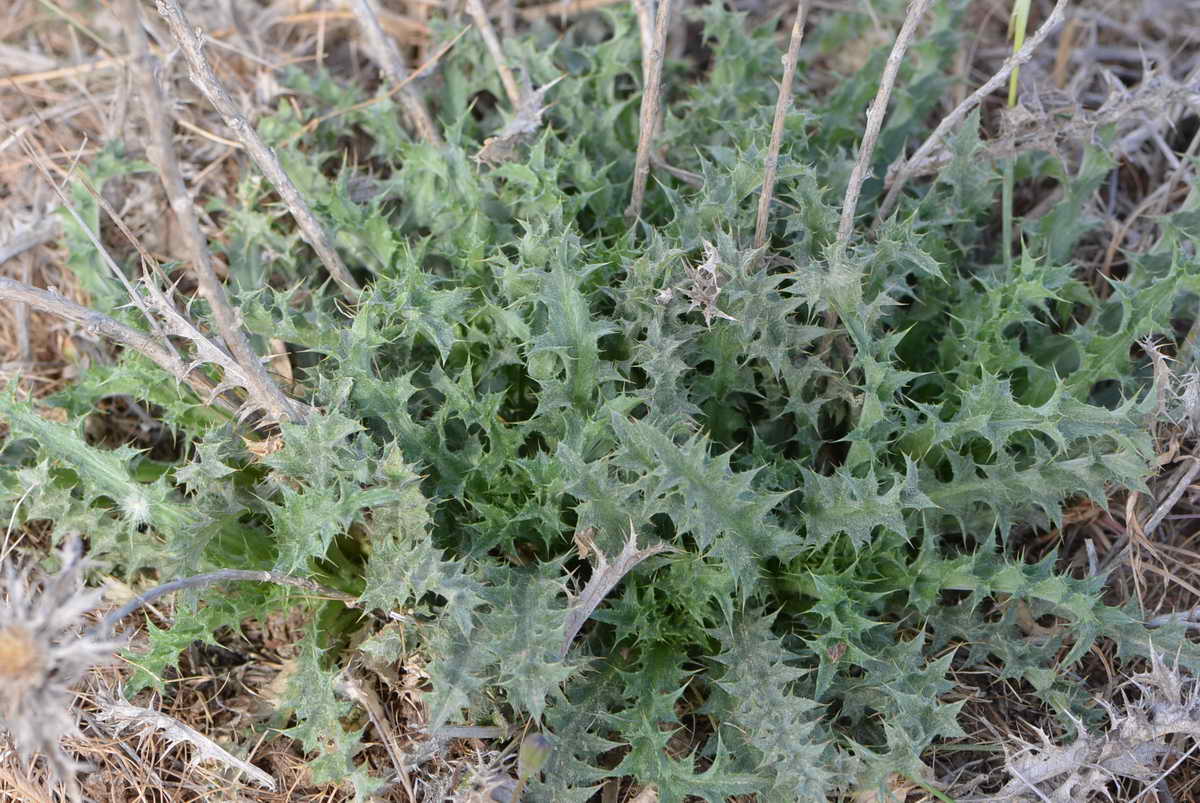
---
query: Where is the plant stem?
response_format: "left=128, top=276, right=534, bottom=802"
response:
left=875, top=0, right=1069, bottom=227
left=1001, top=0, right=1031, bottom=270
left=97, top=569, right=405, bottom=638
left=625, top=0, right=672, bottom=223
left=834, top=0, right=932, bottom=261
left=754, top=1, right=808, bottom=253
left=1003, top=161, right=1015, bottom=270
left=156, top=0, right=362, bottom=300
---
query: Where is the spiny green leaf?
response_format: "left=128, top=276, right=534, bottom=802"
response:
left=610, top=413, right=799, bottom=594
left=710, top=611, right=839, bottom=800
left=281, top=626, right=381, bottom=801
left=801, top=458, right=934, bottom=548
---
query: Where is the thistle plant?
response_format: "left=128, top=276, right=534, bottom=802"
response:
left=0, top=538, right=117, bottom=797
left=2, top=0, right=1200, bottom=799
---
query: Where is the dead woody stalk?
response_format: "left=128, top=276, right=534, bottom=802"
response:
left=154, top=0, right=362, bottom=300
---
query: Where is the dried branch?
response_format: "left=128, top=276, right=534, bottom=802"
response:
left=465, top=0, right=523, bottom=108
left=17, top=128, right=303, bottom=425
left=560, top=527, right=673, bottom=659
left=874, top=0, right=1070, bottom=227
left=94, top=699, right=276, bottom=790
left=625, top=0, right=672, bottom=223
left=135, top=279, right=300, bottom=421
left=120, top=0, right=300, bottom=425
left=630, top=0, right=655, bottom=85
left=341, top=668, right=417, bottom=801
left=154, top=0, right=362, bottom=300
left=834, top=0, right=932, bottom=258
left=348, top=0, right=442, bottom=144
left=97, top=568, right=408, bottom=638
left=500, top=0, right=517, bottom=39
left=2, top=234, right=314, bottom=424
left=754, top=1, right=808, bottom=252
left=0, top=277, right=237, bottom=417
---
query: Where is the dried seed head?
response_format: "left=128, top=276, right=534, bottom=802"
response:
left=0, top=538, right=121, bottom=788
left=680, top=241, right=736, bottom=327
left=0, top=623, right=45, bottom=692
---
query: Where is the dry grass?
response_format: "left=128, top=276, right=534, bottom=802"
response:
left=2, top=0, right=1200, bottom=800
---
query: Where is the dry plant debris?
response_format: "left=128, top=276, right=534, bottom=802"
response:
left=474, top=76, right=565, bottom=166
left=92, top=696, right=277, bottom=791
left=3, top=0, right=1200, bottom=800
left=676, top=241, right=736, bottom=327
left=988, top=652, right=1200, bottom=802
left=0, top=538, right=118, bottom=801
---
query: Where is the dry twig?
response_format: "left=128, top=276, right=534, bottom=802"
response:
left=465, top=0, right=523, bottom=108
left=342, top=667, right=417, bottom=800
left=500, top=0, right=517, bottom=39
left=630, top=0, right=655, bottom=85
left=874, top=0, right=1070, bottom=227
left=2, top=54, right=134, bottom=87
left=283, top=27, right=469, bottom=147
left=0, top=277, right=232, bottom=419
left=561, top=528, right=673, bottom=660
left=754, top=1, right=808, bottom=252
left=120, top=0, right=300, bottom=425
left=835, top=0, right=932, bottom=258
left=4, top=134, right=313, bottom=423
left=154, top=0, right=362, bottom=300
left=92, top=699, right=276, bottom=790
left=625, top=0, right=672, bottom=222
left=349, top=0, right=442, bottom=144
left=16, top=128, right=304, bottom=424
